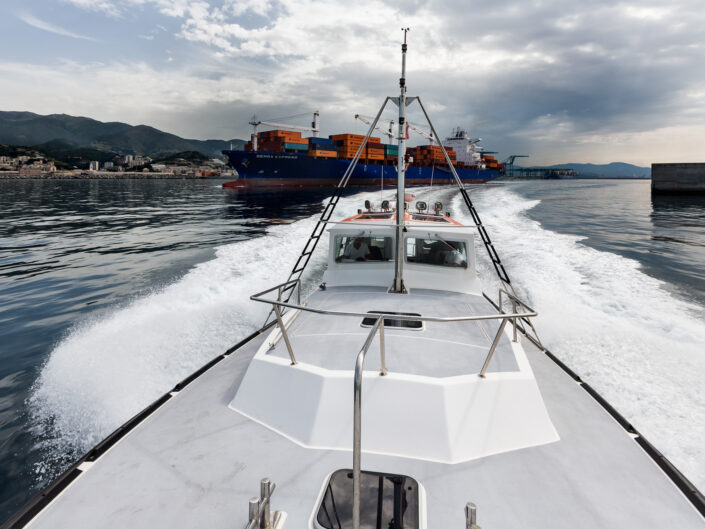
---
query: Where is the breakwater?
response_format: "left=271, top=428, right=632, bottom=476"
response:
left=652, top=163, right=705, bottom=194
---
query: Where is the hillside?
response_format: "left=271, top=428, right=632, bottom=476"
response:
left=34, top=139, right=119, bottom=165
left=151, top=151, right=210, bottom=164
left=0, top=111, right=245, bottom=158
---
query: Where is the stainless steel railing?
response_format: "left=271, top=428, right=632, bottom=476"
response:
left=250, top=280, right=538, bottom=529
left=257, top=279, right=304, bottom=364
left=498, top=287, right=542, bottom=348
left=251, top=280, right=537, bottom=330
left=352, top=315, right=385, bottom=529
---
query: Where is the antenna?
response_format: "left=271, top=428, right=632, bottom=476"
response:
left=392, top=27, right=410, bottom=294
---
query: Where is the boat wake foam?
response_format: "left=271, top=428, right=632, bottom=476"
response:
left=456, top=186, right=705, bottom=492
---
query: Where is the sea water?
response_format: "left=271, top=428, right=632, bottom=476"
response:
left=0, top=178, right=703, bottom=523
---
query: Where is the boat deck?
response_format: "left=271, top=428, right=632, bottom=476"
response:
left=23, top=290, right=705, bottom=528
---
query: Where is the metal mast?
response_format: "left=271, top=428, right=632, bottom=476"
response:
left=392, top=28, right=410, bottom=294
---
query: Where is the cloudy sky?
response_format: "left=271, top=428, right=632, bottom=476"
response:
left=1, top=0, right=704, bottom=165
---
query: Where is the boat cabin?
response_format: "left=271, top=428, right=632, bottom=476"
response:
left=323, top=201, right=481, bottom=294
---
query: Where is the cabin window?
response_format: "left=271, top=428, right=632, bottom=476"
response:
left=335, top=236, right=393, bottom=262
left=361, top=311, right=423, bottom=329
left=405, top=237, right=468, bottom=268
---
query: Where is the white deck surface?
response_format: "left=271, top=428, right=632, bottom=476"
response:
left=25, top=302, right=705, bottom=528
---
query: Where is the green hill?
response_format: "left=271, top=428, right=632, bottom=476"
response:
left=0, top=111, right=245, bottom=158
left=32, top=139, right=119, bottom=169
left=151, top=151, right=210, bottom=164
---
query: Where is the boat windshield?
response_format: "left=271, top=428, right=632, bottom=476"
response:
left=335, top=235, right=393, bottom=262
left=405, top=237, right=468, bottom=268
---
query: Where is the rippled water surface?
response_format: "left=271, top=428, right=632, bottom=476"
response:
left=0, top=178, right=334, bottom=522
left=1, top=178, right=704, bottom=523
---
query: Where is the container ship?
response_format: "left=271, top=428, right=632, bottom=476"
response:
left=222, top=118, right=502, bottom=188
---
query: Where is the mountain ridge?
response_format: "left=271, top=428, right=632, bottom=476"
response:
left=0, top=111, right=245, bottom=158
left=523, top=162, right=651, bottom=178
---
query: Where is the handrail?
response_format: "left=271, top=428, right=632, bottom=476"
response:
left=498, top=288, right=536, bottom=314
left=498, top=288, right=540, bottom=346
left=319, top=219, right=477, bottom=228
left=251, top=280, right=538, bottom=377
left=271, top=279, right=302, bottom=364
left=352, top=315, right=385, bottom=529
left=251, top=282, right=537, bottom=325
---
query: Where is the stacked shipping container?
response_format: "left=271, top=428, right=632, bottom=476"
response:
left=331, top=134, right=383, bottom=161
left=407, top=145, right=457, bottom=167
left=244, top=129, right=309, bottom=153
left=482, top=155, right=500, bottom=170
left=308, top=137, right=337, bottom=159
left=243, top=130, right=480, bottom=170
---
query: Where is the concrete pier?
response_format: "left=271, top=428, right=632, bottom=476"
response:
left=652, top=163, right=705, bottom=194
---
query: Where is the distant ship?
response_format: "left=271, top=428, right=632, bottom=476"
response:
left=222, top=115, right=502, bottom=187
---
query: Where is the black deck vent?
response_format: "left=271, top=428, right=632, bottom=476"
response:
left=361, top=311, right=422, bottom=329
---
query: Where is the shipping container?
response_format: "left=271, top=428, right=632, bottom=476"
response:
left=308, top=150, right=337, bottom=158
left=308, top=137, right=334, bottom=145
left=309, top=144, right=337, bottom=152
left=284, top=143, right=308, bottom=151
left=330, top=134, right=380, bottom=143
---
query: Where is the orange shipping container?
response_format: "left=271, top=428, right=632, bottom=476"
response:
left=309, top=150, right=337, bottom=158
left=330, top=134, right=380, bottom=142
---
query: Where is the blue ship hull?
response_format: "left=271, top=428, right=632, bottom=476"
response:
left=222, top=150, right=500, bottom=187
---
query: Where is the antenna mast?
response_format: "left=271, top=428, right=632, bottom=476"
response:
left=392, top=28, right=410, bottom=294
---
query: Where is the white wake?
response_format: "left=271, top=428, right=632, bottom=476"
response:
left=458, top=185, right=705, bottom=492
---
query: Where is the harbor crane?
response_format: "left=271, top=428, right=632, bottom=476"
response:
left=502, top=154, right=529, bottom=178
left=354, top=114, right=395, bottom=143
left=354, top=115, right=436, bottom=145
left=406, top=122, right=435, bottom=144
left=249, top=111, right=320, bottom=151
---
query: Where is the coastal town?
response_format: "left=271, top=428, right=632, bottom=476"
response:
left=0, top=149, right=234, bottom=179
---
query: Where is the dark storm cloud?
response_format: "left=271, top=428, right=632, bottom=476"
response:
left=421, top=0, right=705, bottom=139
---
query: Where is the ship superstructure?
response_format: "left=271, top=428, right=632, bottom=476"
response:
left=443, top=127, right=483, bottom=166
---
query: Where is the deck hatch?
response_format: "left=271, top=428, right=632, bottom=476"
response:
left=316, top=469, right=420, bottom=529
left=361, top=311, right=422, bottom=329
